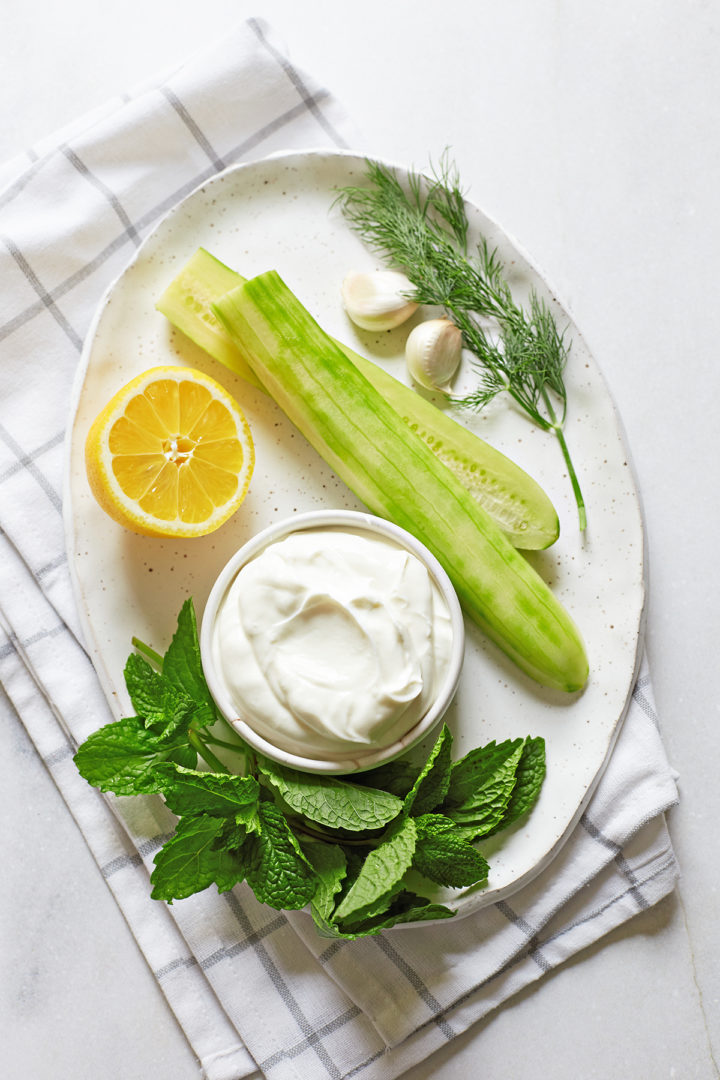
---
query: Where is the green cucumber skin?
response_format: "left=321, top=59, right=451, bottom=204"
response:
left=213, top=271, right=588, bottom=694
left=156, top=249, right=559, bottom=550
left=345, top=349, right=558, bottom=550
left=156, top=249, right=264, bottom=390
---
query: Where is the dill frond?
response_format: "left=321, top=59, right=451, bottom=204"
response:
left=337, top=156, right=587, bottom=530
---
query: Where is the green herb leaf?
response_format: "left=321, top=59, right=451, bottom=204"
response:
left=257, top=759, right=403, bottom=832
left=123, top=652, right=166, bottom=722
left=301, top=840, right=348, bottom=924
left=154, top=764, right=260, bottom=820
left=403, top=724, right=453, bottom=816
left=124, top=652, right=197, bottom=737
left=73, top=716, right=196, bottom=796
left=487, top=736, right=546, bottom=835
left=356, top=897, right=456, bottom=935
left=318, top=891, right=456, bottom=939
left=334, top=814, right=417, bottom=925
left=444, top=738, right=524, bottom=805
left=150, top=814, right=245, bottom=901
left=354, top=759, right=421, bottom=798
left=212, top=815, right=260, bottom=855
left=413, top=814, right=489, bottom=888
left=443, top=739, right=525, bottom=839
left=161, top=599, right=216, bottom=728
left=243, top=801, right=318, bottom=910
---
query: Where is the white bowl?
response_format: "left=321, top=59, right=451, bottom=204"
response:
left=200, top=509, right=465, bottom=774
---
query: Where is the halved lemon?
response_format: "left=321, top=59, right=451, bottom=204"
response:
left=85, top=366, right=255, bottom=537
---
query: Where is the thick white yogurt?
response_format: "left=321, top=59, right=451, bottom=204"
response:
left=210, top=527, right=454, bottom=757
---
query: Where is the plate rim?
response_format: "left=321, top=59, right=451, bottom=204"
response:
left=62, top=147, right=647, bottom=922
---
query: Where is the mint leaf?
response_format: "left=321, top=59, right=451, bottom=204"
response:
left=443, top=739, right=525, bottom=839
left=243, top=801, right=318, bottom=910
left=150, top=814, right=245, bottom=901
left=155, top=764, right=259, bottom=820
left=334, top=815, right=417, bottom=925
left=413, top=814, right=489, bottom=888
left=161, top=599, right=216, bottom=728
left=257, top=759, right=402, bottom=832
left=403, top=724, right=453, bottom=816
left=124, top=652, right=197, bottom=738
left=212, top=814, right=261, bottom=855
left=444, top=738, right=523, bottom=805
left=354, top=759, right=420, bottom=798
left=319, top=892, right=455, bottom=939
left=356, top=897, right=455, bottom=935
left=301, top=840, right=347, bottom=924
left=73, top=716, right=196, bottom=796
left=487, top=736, right=546, bottom=835
left=123, top=652, right=167, bottom=722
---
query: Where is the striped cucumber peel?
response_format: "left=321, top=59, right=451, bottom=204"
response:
left=156, top=248, right=559, bottom=550
left=212, top=270, right=588, bottom=693
left=369, top=373, right=558, bottom=550
left=156, top=248, right=264, bottom=390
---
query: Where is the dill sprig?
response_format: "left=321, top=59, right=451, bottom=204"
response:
left=336, top=155, right=587, bottom=531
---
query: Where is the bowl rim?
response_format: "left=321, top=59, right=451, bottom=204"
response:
left=199, top=509, right=465, bottom=774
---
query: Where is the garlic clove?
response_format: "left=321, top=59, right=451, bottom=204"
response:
left=405, top=318, right=462, bottom=392
left=341, top=269, right=418, bottom=332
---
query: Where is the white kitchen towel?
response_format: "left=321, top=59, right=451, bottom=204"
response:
left=0, top=17, right=679, bottom=1080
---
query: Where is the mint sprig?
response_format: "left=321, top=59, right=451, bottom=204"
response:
left=73, top=600, right=547, bottom=938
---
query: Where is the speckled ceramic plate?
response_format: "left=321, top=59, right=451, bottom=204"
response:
left=64, top=149, right=645, bottom=918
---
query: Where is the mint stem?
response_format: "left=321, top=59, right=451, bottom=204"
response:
left=131, top=637, right=164, bottom=669
left=204, top=733, right=249, bottom=753
left=188, top=731, right=230, bottom=773
left=209, top=717, right=255, bottom=776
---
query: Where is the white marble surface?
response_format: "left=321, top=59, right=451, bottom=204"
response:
left=1, top=2, right=718, bottom=1078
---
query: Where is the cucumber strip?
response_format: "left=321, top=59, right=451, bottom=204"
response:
left=156, top=249, right=559, bottom=550
left=156, top=249, right=264, bottom=390
left=212, top=271, right=588, bottom=694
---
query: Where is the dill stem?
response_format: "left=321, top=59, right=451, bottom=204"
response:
left=541, top=388, right=587, bottom=532
left=558, top=430, right=587, bottom=532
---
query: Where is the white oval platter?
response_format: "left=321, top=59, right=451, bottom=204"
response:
left=64, top=149, right=645, bottom=917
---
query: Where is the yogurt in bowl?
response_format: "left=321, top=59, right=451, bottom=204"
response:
left=200, top=509, right=465, bottom=774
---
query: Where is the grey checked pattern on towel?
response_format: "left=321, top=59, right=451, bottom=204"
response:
left=0, top=18, right=680, bottom=1080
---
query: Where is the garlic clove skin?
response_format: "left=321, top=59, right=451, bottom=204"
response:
left=341, top=269, right=418, bottom=331
left=405, top=318, right=463, bottom=392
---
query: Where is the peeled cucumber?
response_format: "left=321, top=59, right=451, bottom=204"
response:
left=212, top=270, right=588, bottom=694
left=156, top=248, right=264, bottom=391
left=156, top=248, right=559, bottom=550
